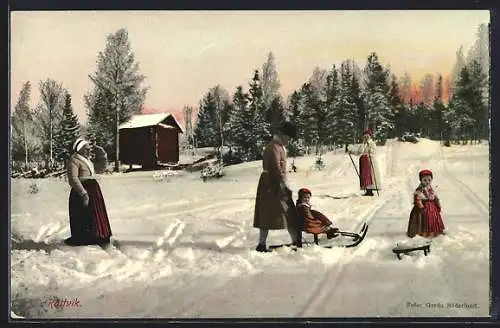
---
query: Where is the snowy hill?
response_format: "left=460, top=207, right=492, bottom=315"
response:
left=10, top=139, right=489, bottom=318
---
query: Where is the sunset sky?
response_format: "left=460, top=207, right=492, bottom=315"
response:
left=10, top=10, right=490, bottom=123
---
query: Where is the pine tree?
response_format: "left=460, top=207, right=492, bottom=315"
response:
left=467, top=23, right=490, bottom=137
left=444, top=65, right=476, bottom=143
left=466, top=24, right=489, bottom=82
left=86, top=28, right=148, bottom=171
left=286, top=90, right=305, bottom=157
left=324, top=65, right=340, bottom=145
left=336, top=61, right=359, bottom=149
left=53, top=93, right=81, bottom=164
left=227, top=85, right=255, bottom=160
left=450, top=46, right=466, bottom=97
left=194, top=91, right=217, bottom=148
left=268, top=96, right=286, bottom=135
left=466, top=60, right=488, bottom=140
left=299, top=83, right=321, bottom=149
left=388, top=74, right=404, bottom=138
left=350, top=66, right=365, bottom=142
left=415, top=102, right=429, bottom=136
left=364, top=86, right=393, bottom=143
left=287, top=90, right=304, bottom=137
left=364, top=52, right=390, bottom=94
left=85, top=89, right=115, bottom=152
left=362, top=52, right=393, bottom=144
left=248, top=70, right=270, bottom=156
left=308, top=67, right=329, bottom=150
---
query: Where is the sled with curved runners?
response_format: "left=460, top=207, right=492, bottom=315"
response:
left=268, top=222, right=369, bottom=250
left=392, top=239, right=431, bottom=260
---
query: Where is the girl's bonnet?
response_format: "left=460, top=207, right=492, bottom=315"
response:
left=418, top=169, right=433, bottom=181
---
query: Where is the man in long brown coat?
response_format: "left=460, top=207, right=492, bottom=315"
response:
left=253, top=121, right=300, bottom=252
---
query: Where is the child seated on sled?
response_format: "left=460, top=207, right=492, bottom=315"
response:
left=296, top=188, right=339, bottom=239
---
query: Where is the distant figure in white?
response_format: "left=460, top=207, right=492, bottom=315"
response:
left=348, top=128, right=381, bottom=196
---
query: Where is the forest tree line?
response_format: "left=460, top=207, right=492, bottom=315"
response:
left=191, top=23, right=489, bottom=160
left=11, top=24, right=489, bottom=171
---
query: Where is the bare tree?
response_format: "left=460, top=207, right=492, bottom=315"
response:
left=183, top=105, right=195, bottom=154
left=261, top=52, right=281, bottom=108
left=210, top=85, right=230, bottom=157
left=11, top=81, right=41, bottom=166
left=420, top=74, right=435, bottom=107
left=35, top=79, right=65, bottom=166
left=450, top=46, right=466, bottom=93
left=399, top=72, right=412, bottom=104
left=308, top=66, right=328, bottom=101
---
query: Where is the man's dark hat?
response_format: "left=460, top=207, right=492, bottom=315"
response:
left=280, top=121, right=297, bottom=138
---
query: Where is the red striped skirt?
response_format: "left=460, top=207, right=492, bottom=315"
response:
left=68, top=179, right=112, bottom=244
left=359, top=154, right=373, bottom=189
left=422, top=200, right=445, bottom=234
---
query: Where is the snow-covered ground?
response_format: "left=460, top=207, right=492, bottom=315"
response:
left=10, top=138, right=490, bottom=318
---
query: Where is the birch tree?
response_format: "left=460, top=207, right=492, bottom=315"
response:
left=34, top=79, right=65, bottom=166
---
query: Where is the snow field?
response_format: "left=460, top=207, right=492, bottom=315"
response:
left=10, top=138, right=489, bottom=318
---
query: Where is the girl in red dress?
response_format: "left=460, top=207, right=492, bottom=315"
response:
left=406, top=169, right=445, bottom=238
left=348, top=128, right=381, bottom=196
left=296, top=188, right=339, bottom=239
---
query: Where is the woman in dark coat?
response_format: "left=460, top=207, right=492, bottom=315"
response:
left=64, top=138, right=112, bottom=247
left=253, top=121, right=300, bottom=252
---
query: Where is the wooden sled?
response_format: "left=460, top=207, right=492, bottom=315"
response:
left=392, top=240, right=431, bottom=260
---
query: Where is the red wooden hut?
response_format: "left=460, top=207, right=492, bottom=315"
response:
left=118, top=113, right=184, bottom=168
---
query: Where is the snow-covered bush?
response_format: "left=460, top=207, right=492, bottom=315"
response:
left=152, top=169, right=179, bottom=182
left=29, top=181, right=39, bottom=194
left=201, top=162, right=224, bottom=182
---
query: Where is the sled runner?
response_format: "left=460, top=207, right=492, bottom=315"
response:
left=268, top=222, right=369, bottom=250
left=392, top=239, right=431, bottom=260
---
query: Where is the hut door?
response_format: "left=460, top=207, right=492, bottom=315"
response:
left=157, top=126, right=178, bottom=163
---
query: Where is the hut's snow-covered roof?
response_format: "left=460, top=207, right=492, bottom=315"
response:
left=119, top=113, right=184, bottom=132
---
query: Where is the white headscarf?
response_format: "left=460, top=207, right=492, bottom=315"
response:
left=73, top=138, right=95, bottom=175
left=73, top=138, right=90, bottom=153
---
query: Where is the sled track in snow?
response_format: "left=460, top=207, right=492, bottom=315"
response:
left=442, top=169, right=489, bottom=218
left=297, top=196, right=391, bottom=317
left=169, top=202, right=264, bottom=316
left=438, top=148, right=489, bottom=218
left=297, top=140, right=402, bottom=316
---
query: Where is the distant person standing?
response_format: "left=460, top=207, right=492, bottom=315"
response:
left=92, top=145, right=108, bottom=174
left=349, top=128, right=381, bottom=196
left=64, top=138, right=112, bottom=247
left=253, top=121, right=301, bottom=252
